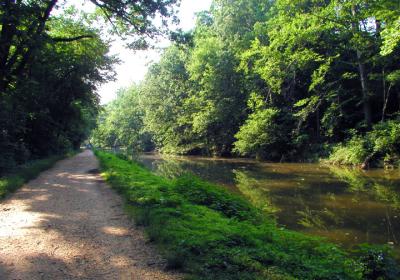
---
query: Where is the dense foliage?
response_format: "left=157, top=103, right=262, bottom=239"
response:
left=91, top=86, right=154, bottom=154
left=329, top=119, right=400, bottom=167
left=96, top=151, right=400, bottom=279
left=0, top=0, right=178, bottom=173
left=92, top=0, right=400, bottom=167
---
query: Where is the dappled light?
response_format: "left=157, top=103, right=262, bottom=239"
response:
left=101, top=226, right=130, bottom=237
left=0, top=151, right=181, bottom=279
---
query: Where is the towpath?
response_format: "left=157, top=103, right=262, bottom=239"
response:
left=0, top=150, right=181, bottom=280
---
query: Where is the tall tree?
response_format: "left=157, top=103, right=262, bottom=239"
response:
left=0, top=0, right=178, bottom=94
left=140, top=45, right=195, bottom=154
left=0, top=0, right=179, bottom=171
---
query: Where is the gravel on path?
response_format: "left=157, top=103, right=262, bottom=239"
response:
left=0, top=150, right=182, bottom=280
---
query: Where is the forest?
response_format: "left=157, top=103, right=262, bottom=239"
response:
left=91, top=0, right=400, bottom=168
left=0, top=0, right=177, bottom=173
left=1, top=0, right=400, bottom=170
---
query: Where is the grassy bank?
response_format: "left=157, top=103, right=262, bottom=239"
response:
left=0, top=152, right=76, bottom=199
left=95, top=151, right=399, bottom=280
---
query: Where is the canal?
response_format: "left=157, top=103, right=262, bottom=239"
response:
left=137, top=153, right=400, bottom=255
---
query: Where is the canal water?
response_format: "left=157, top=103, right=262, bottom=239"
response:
left=137, top=153, right=400, bottom=254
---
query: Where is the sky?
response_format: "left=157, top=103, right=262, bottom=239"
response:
left=97, top=0, right=213, bottom=104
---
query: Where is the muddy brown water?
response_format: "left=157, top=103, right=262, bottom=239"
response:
left=137, top=153, right=400, bottom=256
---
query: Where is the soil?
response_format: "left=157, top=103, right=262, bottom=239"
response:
left=0, top=150, right=182, bottom=280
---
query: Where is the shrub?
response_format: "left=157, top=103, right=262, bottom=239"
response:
left=368, top=120, right=400, bottom=162
left=328, top=136, right=369, bottom=166
left=328, top=119, right=400, bottom=167
left=353, top=244, right=400, bottom=280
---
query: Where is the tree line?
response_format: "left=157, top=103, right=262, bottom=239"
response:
left=92, top=0, right=400, bottom=167
left=0, top=0, right=177, bottom=173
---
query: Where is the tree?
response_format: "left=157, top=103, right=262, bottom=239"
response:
left=234, top=107, right=293, bottom=160
left=239, top=0, right=400, bottom=156
left=186, top=30, right=247, bottom=155
left=140, top=45, right=196, bottom=154
left=91, top=86, right=153, bottom=154
left=90, top=0, right=400, bottom=166
left=0, top=0, right=178, bottom=94
left=0, top=9, right=114, bottom=171
left=0, top=0, right=179, bottom=171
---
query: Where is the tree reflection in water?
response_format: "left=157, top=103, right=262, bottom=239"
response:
left=137, top=153, right=400, bottom=256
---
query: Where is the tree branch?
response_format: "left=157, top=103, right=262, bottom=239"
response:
left=12, top=0, right=58, bottom=78
left=51, top=35, right=94, bottom=42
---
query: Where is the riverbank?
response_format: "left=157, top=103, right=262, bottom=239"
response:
left=0, top=152, right=76, bottom=199
left=137, top=151, right=400, bottom=252
left=95, top=151, right=399, bottom=279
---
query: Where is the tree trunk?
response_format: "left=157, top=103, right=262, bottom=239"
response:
left=12, top=0, right=58, bottom=79
left=0, top=0, right=58, bottom=93
left=381, top=71, right=392, bottom=122
left=351, top=6, right=372, bottom=128
left=398, top=91, right=400, bottom=111
left=356, top=51, right=372, bottom=128
left=316, top=107, right=320, bottom=141
left=375, top=19, right=381, bottom=37
left=361, top=152, right=376, bottom=170
left=0, top=0, right=18, bottom=93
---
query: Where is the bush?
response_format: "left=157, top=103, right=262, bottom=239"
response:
left=328, top=119, right=400, bottom=167
left=368, top=120, right=400, bottom=162
left=353, top=244, right=400, bottom=280
left=0, top=138, right=31, bottom=174
left=328, top=136, right=369, bottom=166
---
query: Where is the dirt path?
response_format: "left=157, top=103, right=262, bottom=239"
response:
left=0, top=150, right=182, bottom=280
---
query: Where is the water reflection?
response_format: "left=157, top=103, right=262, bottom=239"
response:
left=137, top=153, right=400, bottom=254
left=232, top=170, right=279, bottom=215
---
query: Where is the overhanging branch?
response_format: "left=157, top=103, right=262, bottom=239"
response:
left=51, top=35, right=95, bottom=42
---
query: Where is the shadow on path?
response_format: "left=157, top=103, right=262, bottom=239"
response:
left=0, top=150, right=181, bottom=280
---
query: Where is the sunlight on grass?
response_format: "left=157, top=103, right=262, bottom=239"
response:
left=94, top=151, right=400, bottom=280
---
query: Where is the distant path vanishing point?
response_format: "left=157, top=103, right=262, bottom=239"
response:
left=0, top=150, right=181, bottom=280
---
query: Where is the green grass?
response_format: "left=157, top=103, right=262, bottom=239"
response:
left=0, top=151, right=76, bottom=199
left=95, top=151, right=399, bottom=280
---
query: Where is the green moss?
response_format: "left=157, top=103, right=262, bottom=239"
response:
left=96, top=151, right=397, bottom=279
